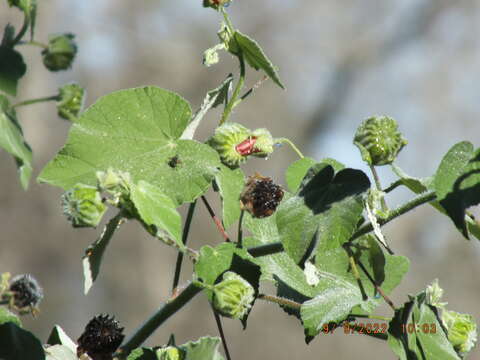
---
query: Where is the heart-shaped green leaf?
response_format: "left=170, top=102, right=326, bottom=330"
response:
left=38, top=87, right=221, bottom=205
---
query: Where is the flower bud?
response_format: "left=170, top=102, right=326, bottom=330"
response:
left=353, top=116, right=407, bottom=166
left=57, top=83, right=85, bottom=121
left=240, top=174, right=284, bottom=218
left=208, top=122, right=251, bottom=168
left=156, top=347, right=185, bottom=360
left=5, top=274, right=43, bottom=311
left=77, top=314, right=125, bottom=360
left=203, top=0, right=232, bottom=10
left=62, top=184, right=107, bottom=228
left=42, top=33, right=77, bottom=71
left=250, top=128, right=274, bottom=158
left=442, top=310, right=477, bottom=355
left=425, top=279, right=447, bottom=309
left=212, top=272, right=255, bottom=319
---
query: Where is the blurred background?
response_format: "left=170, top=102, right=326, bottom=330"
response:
left=1, top=0, right=480, bottom=358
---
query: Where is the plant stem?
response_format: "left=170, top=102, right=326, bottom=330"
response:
left=117, top=282, right=202, bottom=357
left=12, top=15, right=29, bottom=45
left=356, top=260, right=396, bottom=311
left=201, top=195, right=230, bottom=242
left=275, top=138, right=305, bottom=159
left=17, top=40, right=48, bottom=49
left=237, top=75, right=268, bottom=103
left=247, top=242, right=284, bottom=257
left=351, top=190, right=436, bottom=242
left=220, top=54, right=245, bottom=125
left=171, top=201, right=197, bottom=293
left=257, top=294, right=301, bottom=310
left=221, top=7, right=235, bottom=34
left=12, top=95, right=60, bottom=109
left=369, top=165, right=388, bottom=212
left=247, top=191, right=436, bottom=257
left=212, top=307, right=233, bottom=360
left=237, top=210, right=244, bottom=248
left=383, top=179, right=403, bottom=193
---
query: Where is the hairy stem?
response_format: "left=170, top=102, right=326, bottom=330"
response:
left=349, top=313, right=392, bottom=322
left=383, top=179, right=403, bottom=193
left=356, top=260, right=396, bottom=311
left=18, top=40, right=48, bottom=49
left=369, top=165, right=388, bottom=212
left=237, top=75, right=268, bottom=103
left=237, top=210, right=244, bottom=248
left=172, top=201, right=197, bottom=293
left=257, top=294, right=302, bottom=310
left=246, top=191, right=436, bottom=258
left=201, top=195, right=230, bottom=242
left=351, top=190, right=436, bottom=242
left=221, top=54, right=245, bottom=125
left=212, top=307, right=233, bottom=360
left=12, top=95, right=60, bottom=109
left=117, top=282, right=202, bottom=357
left=12, top=15, right=29, bottom=45
left=275, top=138, right=305, bottom=159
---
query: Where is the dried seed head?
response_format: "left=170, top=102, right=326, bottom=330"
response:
left=8, top=274, right=43, bottom=309
left=240, top=174, right=284, bottom=218
left=77, top=314, right=125, bottom=360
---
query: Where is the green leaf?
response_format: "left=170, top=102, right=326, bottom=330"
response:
left=38, top=87, right=221, bottom=206
left=0, top=307, right=21, bottom=327
left=181, top=74, right=233, bottom=140
left=232, top=31, right=285, bottom=89
left=300, top=244, right=409, bottom=338
left=301, top=285, right=362, bottom=338
left=0, top=322, right=44, bottom=360
left=0, top=46, right=27, bottom=96
left=46, top=325, right=76, bottom=353
left=82, top=213, right=123, bottom=294
left=388, top=296, right=461, bottom=360
left=180, top=336, right=224, bottom=360
left=215, top=165, right=244, bottom=230
left=131, top=180, right=182, bottom=249
left=285, top=157, right=316, bottom=193
left=44, top=345, right=77, bottom=360
left=0, top=95, right=32, bottom=189
left=277, top=164, right=370, bottom=263
left=127, top=348, right=157, bottom=360
left=286, top=158, right=346, bottom=193
left=433, top=142, right=480, bottom=238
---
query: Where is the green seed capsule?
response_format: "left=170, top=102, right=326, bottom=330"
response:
left=212, top=272, right=254, bottom=319
left=353, top=116, right=407, bottom=166
left=156, top=347, right=185, bottom=360
left=208, top=122, right=251, bottom=168
left=62, top=184, right=107, bottom=228
left=42, top=33, right=77, bottom=71
left=442, top=310, right=477, bottom=355
left=57, top=83, right=85, bottom=121
left=250, top=128, right=274, bottom=158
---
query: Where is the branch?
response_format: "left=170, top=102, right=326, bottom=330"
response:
left=117, top=283, right=202, bottom=357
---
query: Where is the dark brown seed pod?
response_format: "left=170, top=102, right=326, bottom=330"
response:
left=77, top=314, right=125, bottom=360
left=240, top=173, right=284, bottom=218
left=8, top=274, right=43, bottom=309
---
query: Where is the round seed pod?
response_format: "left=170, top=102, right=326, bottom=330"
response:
left=42, top=33, right=77, bottom=71
left=353, top=116, right=407, bottom=166
left=250, top=128, right=274, bottom=159
left=208, top=122, right=251, bottom=168
left=57, top=83, right=85, bottom=120
left=156, top=346, right=185, bottom=360
left=442, top=310, right=477, bottom=356
left=212, top=272, right=255, bottom=319
left=62, top=184, right=107, bottom=228
left=240, top=174, right=284, bottom=218
left=77, top=314, right=125, bottom=360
